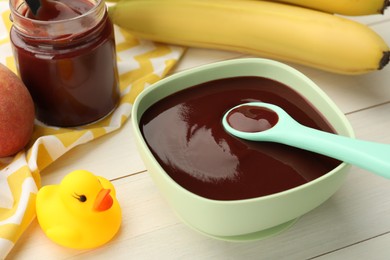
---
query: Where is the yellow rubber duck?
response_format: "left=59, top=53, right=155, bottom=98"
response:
left=36, top=170, right=122, bottom=249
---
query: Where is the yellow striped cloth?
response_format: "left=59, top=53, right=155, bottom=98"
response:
left=0, top=2, right=185, bottom=258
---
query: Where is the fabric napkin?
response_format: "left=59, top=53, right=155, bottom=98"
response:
left=0, top=1, right=185, bottom=258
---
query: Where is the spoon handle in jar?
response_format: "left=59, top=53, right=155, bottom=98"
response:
left=25, top=0, right=41, bottom=15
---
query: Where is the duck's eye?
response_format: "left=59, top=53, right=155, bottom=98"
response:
left=73, top=194, right=87, bottom=203
left=79, top=195, right=87, bottom=202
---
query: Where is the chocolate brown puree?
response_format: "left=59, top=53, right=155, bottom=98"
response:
left=140, top=76, right=341, bottom=200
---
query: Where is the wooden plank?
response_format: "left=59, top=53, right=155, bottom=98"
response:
left=39, top=119, right=147, bottom=185
left=314, top=233, right=390, bottom=259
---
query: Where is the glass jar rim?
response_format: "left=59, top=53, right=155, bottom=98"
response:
left=9, top=0, right=106, bottom=39
left=9, top=0, right=103, bottom=25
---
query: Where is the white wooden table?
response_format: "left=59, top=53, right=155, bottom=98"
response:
left=7, top=12, right=390, bottom=260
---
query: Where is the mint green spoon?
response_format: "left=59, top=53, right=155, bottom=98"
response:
left=223, top=102, right=390, bottom=179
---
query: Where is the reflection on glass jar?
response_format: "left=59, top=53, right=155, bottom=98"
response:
left=9, top=0, right=120, bottom=127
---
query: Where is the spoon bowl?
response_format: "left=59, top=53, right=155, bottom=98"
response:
left=223, top=102, right=390, bottom=179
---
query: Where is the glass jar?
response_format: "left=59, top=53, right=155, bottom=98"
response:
left=9, top=0, right=120, bottom=127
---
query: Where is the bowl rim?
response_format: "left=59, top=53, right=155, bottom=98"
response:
left=131, top=58, right=354, bottom=204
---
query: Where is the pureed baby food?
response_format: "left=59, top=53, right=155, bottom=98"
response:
left=9, top=0, right=119, bottom=127
left=140, top=76, right=341, bottom=200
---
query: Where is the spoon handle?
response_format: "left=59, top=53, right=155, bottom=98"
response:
left=25, top=0, right=41, bottom=15
left=276, top=122, right=390, bottom=179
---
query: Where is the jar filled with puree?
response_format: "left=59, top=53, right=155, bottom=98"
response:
left=9, top=0, right=120, bottom=127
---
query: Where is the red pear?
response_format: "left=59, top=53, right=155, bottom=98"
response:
left=0, top=63, right=35, bottom=157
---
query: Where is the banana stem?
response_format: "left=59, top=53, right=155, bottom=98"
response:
left=382, top=0, right=390, bottom=14
left=380, top=51, right=390, bottom=70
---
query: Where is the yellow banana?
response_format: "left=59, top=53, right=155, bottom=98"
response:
left=108, top=0, right=390, bottom=75
left=258, top=0, right=389, bottom=16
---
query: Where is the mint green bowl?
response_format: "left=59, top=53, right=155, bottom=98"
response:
left=131, top=58, right=354, bottom=241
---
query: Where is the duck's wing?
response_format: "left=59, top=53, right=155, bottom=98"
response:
left=46, top=226, right=81, bottom=248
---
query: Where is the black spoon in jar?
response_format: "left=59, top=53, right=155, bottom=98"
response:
left=24, top=0, right=81, bottom=21
left=24, top=0, right=40, bottom=16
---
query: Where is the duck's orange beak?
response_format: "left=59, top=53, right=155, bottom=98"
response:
left=93, top=189, right=113, bottom=212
